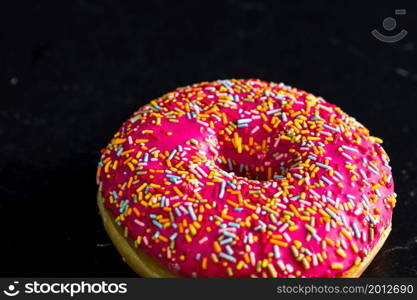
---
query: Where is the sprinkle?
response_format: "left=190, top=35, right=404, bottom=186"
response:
left=321, top=176, right=333, bottom=185
left=219, top=252, right=237, bottom=263
left=268, top=264, right=278, bottom=277
left=331, top=263, right=344, bottom=270
left=167, top=149, right=177, bottom=160
left=219, top=181, right=226, bottom=199
left=237, top=118, right=252, bottom=124
left=352, top=222, right=361, bottom=239
left=316, top=162, right=332, bottom=170
left=336, top=248, right=347, bottom=258
left=173, top=186, right=184, bottom=197
left=152, top=220, right=163, bottom=229
left=368, top=214, right=378, bottom=225
left=325, top=208, right=340, bottom=221
left=188, top=206, right=197, bottom=221
left=323, top=124, right=340, bottom=132
left=341, top=145, right=359, bottom=153
left=220, top=237, right=234, bottom=245
left=265, top=108, right=280, bottom=115
left=262, top=124, right=272, bottom=133
left=273, top=245, right=281, bottom=258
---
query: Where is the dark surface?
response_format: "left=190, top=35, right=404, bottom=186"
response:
left=1, top=0, right=417, bottom=277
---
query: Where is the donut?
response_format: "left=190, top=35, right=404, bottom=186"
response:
left=97, top=79, right=396, bottom=278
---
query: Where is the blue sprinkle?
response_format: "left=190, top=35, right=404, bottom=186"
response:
left=321, top=176, right=333, bottom=185
left=228, top=222, right=240, bottom=228
left=266, top=108, right=281, bottom=115
left=116, top=147, right=124, bottom=156
left=223, top=231, right=236, bottom=238
left=341, top=145, right=359, bottom=153
left=323, top=124, right=340, bottom=132
left=220, top=237, right=234, bottom=245
left=119, top=200, right=129, bottom=213
left=219, top=252, right=237, bottom=263
left=226, top=181, right=237, bottom=189
left=167, top=149, right=177, bottom=160
left=305, top=249, right=313, bottom=256
left=225, top=244, right=234, bottom=255
left=237, top=118, right=252, bottom=124
left=143, top=153, right=149, bottom=162
left=174, top=207, right=182, bottom=217
left=312, top=233, right=322, bottom=242
left=316, top=162, right=332, bottom=169
left=152, top=220, right=163, bottom=229
left=368, top=214, right=378, bottom=225
left=325, top=208, right=339, bottom=221
left=352, top=222, right=360, bottom=238
left=188, top=206, right=197, bottom=221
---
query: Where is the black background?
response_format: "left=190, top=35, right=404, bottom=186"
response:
left=1, top=0, right=417, bottom=277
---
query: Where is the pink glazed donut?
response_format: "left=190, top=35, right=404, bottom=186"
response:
left=97, top=79, right=396, bottom=278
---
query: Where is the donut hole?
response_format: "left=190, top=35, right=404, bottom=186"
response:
left=216, top=134, right=295, bottom=182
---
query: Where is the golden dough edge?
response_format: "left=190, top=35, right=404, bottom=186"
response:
left=98, top=191, right=391, bottom=278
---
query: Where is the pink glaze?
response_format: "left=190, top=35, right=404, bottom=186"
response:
left=97, top=79, right=396, bottom=277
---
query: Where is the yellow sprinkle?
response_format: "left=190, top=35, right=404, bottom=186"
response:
left=173, top=186, right=184, bottom=197
left=136, top=183, right=147, bottom=192
left=262, top=124, right=272, bottom=133
left=135, top=139, right=149, bottom=143
left=268, top=264, right=278, bottom=277
left=336, top=248, right=347, bottom=258
left=289, top=204, right=300, bottom=217
left=202, top=257, right=208, bottom=270
left=158, top=235, right=168, bottom=243
left=351, top=241, right=359, bottom=253
left=213, top=241, right=222, bottom=253
left=340, top=228, right=352, bottom=240
left=270, top=240, right=288, bottom=247
left=236, top=261, right=245, bottom=270
left=325, top=237, right=335, bottom=247
left=331, top=263, right=344, bottom=270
